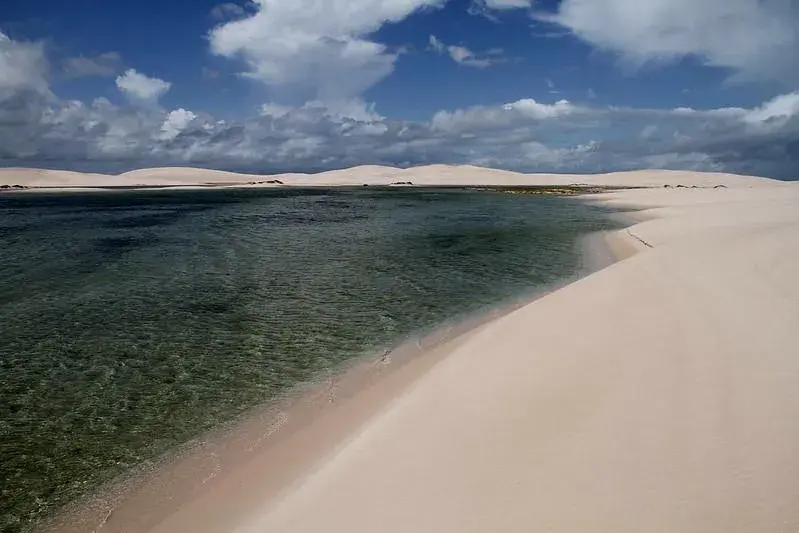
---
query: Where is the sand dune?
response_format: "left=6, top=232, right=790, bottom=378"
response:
left=0, top=164, right=785, bottom=190
left=0, top=168, right=117, bottom=187
left=117, top=167, right=264, bottom=184
left=572, top=168, right=787, bottom=188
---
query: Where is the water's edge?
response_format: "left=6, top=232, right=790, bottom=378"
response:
left=35, top=219, right=635, bottom=533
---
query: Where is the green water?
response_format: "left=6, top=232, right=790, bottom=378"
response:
left=0, top=187, right=617, bottom=531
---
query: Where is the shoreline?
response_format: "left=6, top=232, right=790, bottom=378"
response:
left=35, top=221, right=631, bottom=533
left=228, top=184, right=798, bottom=533
left=0, top=183, right=637, bottom=198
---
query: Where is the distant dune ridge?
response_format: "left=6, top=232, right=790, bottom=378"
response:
left=0, top=164, right=788, bottom=190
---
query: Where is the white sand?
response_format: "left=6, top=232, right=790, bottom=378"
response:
left=24, top=166, right=798, bottom=532
left=222, top=179, right=797, bottom=533
left=0, top=164, right=785, bottom=189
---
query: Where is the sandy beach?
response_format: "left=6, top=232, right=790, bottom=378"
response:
left=18, top=167, right=799, bottom=532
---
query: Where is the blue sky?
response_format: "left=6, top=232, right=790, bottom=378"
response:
left=1, top=0, right=797, bottom=177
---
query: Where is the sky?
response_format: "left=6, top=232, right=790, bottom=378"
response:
left=0, top=0, right=797, bottom=178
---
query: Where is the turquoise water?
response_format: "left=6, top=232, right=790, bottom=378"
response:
left=0, top=187, right=617, bottom=531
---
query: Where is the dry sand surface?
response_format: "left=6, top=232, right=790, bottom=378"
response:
left=30, top=168, right=799, bottom=532
left=0, top=164, right=787, bottom=189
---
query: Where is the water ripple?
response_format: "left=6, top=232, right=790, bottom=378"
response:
left=0, top=187, right=618, bottom=531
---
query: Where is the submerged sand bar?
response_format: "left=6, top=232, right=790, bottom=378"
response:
left=17, top=166, right=799, bottom=532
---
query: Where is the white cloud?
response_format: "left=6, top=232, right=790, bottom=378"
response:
left=0, top=31, right=49, bottom=96
left=546, top=0, right=799, bottom=84
left=503, top=98, right=576, bottom=118
left=208, top=0, right=445, bottom=101
left=312, top=99, right=383, bottom=122
left=260, top=102, right=293, bottom=118
left=262, top=99, right=382, bottom=122
left=744, top=92, right=799, bottom=125
left=428, top=35, right=446, bottom=53
left=468, top=0, right=532, bottom=20
left=159, top=108, right=197, bottom=140
left=3, top=72, right=799, bottom=179
left=429, top=35, right=507, bottom=68
left=481, top=0, right=532, bottom=9
left=63, top=52, right=122, bottom=78
left=429, top=35, right=504, bottom=68
left=430, top=98, right=577, bottom=133
left=518, top=140, right=596, bottom=168
left=115, top=69, right=172, bottom=102
left=448, top=46, right=491, bottom=67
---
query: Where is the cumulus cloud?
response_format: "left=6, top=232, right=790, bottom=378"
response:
left=428, top=35, right=505, bottom=68
left=1, top=31, right=797, bottom=179
left=63, top=52, right=122, bottom=78
left=431, top=98, right=577, bottom=133
left=159, top=108, right=198, bottom=140
left=115, top=69, right=172, bottom=102
left=0, top=31, right=49, bottom=97
left=208, top=0, right=444, bottom=101
left=743, top=92, right=799, bottom=125
left=260, top=102, right=293, bottom=118
left=545, top=0, right=799, bottom=84
left=4, top=80, right=798, bottom=178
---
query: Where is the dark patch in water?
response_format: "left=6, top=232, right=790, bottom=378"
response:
left=94, top=235, right=151, bottom=250
left=101, top=211, right=186, bottom=229
left=0, top=224, right=35, bottom=238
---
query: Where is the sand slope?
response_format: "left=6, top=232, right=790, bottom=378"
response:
left=219, top=184, right=799, bottom=532
left=0, top=164, right=786, bottom=189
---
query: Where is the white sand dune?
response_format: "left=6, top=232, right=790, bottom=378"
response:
left=118, top=167, right=264, bottom=184
left=571, top=168, right=787, bottom=188
left=0, top=164, right=784, bottom=189
left=0, top=168, right=118, bottom=187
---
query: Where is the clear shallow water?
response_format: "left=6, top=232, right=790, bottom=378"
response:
left=0, top=187, right=618, bottom=531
